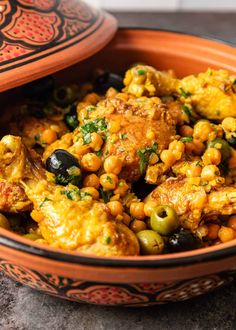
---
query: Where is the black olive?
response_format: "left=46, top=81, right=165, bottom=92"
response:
left=23, top=76, right=54, bottom=99
left=26, top=100, right=46, bottom=118
left=64, top=104, right=79, bottom=131
left=46, top=149, right=81, bottom=186
left=53, top=86, right=78, bottom=107
left=167, top=229, right=201, bottom=253
left=94, top=71, right=124, bottom=94
left=132, top=178, right=156, bottom=200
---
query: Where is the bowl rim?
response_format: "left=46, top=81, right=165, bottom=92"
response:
left=1, top=27, right=236, bottom=268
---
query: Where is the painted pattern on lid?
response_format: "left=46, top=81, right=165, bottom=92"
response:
left=0, top=0, right=117, bottom=91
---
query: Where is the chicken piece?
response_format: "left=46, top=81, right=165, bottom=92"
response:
left=124, top=65, right=236, bottom=120
left=10, top=116, right=68, bottom=148
left=123, top=65, right=178, bottom=97
left=0, top=180, right=32, bottom=213
left=0, top=135, right=139, bottom=256
left=146, top=177, right=236, bottom=232
left=180, top=69, right=236, bottom=120
left=44, top=94, right=178, bottom=182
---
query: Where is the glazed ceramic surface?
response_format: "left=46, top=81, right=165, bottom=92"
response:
left=1, top=29, right=236, bottom=306
left=0, top=0, right=117, bottom=92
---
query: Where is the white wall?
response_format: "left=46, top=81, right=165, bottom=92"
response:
left=86, top=0, right=236, bottom=11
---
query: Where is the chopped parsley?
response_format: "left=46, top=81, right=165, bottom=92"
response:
left=182, top=105, right=192, bottom=117
left=137, top=69, right=146, bottom=76
left=60, top=188, right=91, bottom=201
left=39, top=197, right=52, bottom=208
left=100, top=188, right=114, bottom=203
left=55, top=172, right=81, bottom=186
left=119, top=133, right=128, bottom=140
left=179, top=88, right=192, bottom=98
left=80, top=117, right=107, bottom=145
left=180, top=136, right=193, bottom=143
left=195, top=161, right=202, bottom=167
left=96, top=150, right=103, bottom=157
left=34, top=134, right=40, bottom=142
left=106, top=236, right=111, bottom=244
left=233, top=78, right=236, bottom=85
left=106, top=176, right=113, bottom=184
left=137, top=142, right=158, bottom=174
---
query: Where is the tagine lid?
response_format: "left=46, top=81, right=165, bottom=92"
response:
left=0, top=0, right=117, bottom=92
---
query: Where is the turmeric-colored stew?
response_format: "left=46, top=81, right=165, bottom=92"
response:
left=1, top=65, right=236, bottom=256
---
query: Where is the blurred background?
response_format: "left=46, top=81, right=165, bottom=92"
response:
left=86, top=0, right=236, bottom=11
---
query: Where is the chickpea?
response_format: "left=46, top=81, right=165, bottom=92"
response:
left=207, top=224, right=220, bottom=240
left=186, top=162, right=202, bottom=178
left=202, top=148, right=221, bottom=166
left=179, top=125, right=193, bottom=137
left=144, top=200, right=159, bottom=217
left=114, top=179, right=129, bottom=197
left=227, top=215, right=236, bottom=231
left=83, top=174, right=100, bottom=189
left=130, top=202, right=145, bottom=220
left=83, top=92, right=100, bottom=104
left=122, top=213, right=131, bottom=226
left=81, top=153, right=102, bottom=172
left=185, top=139, right=205, bottom=155
left=146, top=130, right=155, bottom=140
left=193, top=120, right=213, bottom=142
left=104, top=156, right=123, bottom=175
left=222, top=117, right=236, bottom=132
left=90, top=132, right=103, bottom=151
left=108, top=120, right=121, bottom=133
left=201, top=165, right=220, bottom=181
left=130, top=219, right=147, bottom=233
left=80, top=187, right=99, bottom=200
left=107, top=201, right=123, bottom=217
left=100, top=173, right=118, bottom=190
left=169, top=140, right=185, bottom=153
left=160, top=150, right=176, bottom=166
left=218, top=226, right=236, bottom=243
left=41, top=129, right=57, bottom=144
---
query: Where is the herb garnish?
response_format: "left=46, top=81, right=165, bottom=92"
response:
left=179, top=88, right=192, bottom=98
left=180, top=136, right=193, bottom=143
left=182, top=105, right=192, bottom=117
left=39, top=197, right=52, bottom=208
left=80, top=117, right=107, bottom=145
left=34, top=134, right=40, bottom=142
left=60, top=188, right=91, bottom=201
left=100, top=188, right=114, bottom=203
left=137, top=142, right=158, bottom=174
left=107, top=176, right=113, bottom=184
left=137, top=69, right=146, bottom=76
left=106, top=236, right=111, bottom=244
left=119, top=133, right=128, bottom=140
left=96, top=150, right=103, bottom=157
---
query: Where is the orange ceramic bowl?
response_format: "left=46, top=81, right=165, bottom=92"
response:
left=1, top=29, right=236, bottom=306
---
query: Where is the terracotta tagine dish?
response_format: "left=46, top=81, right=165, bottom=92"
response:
left=1, top=1, right=236, bottom=307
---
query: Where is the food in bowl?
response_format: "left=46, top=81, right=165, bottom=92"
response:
left=0, top=64, right=236, bottom=257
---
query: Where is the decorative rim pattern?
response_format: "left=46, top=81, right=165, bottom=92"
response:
left=0, top=0, right=102, bottom=72
left=1, top=260, right=236, bottom=306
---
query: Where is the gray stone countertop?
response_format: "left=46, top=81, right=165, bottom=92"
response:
left=1, top=12, right=236, bottom=330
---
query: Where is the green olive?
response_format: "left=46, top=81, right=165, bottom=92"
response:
left=207, top=138, right=231, bottom=161
left=0, top=214, right=10, bottom=230
left=150, top=205, right=180, bottom=235
left=136, top=230, right=164, bottom=255
left=23, top=233, right=41, bottom=241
